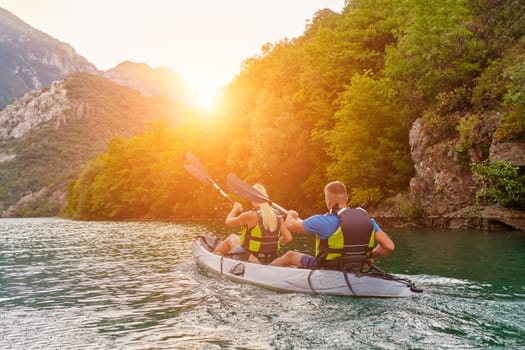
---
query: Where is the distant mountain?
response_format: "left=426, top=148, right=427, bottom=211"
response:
left=0, top=7, right=194, bottom=109
left=104, top=61, right=192, bottom=104
left=0, top=7, right=194, bottom=217
left=0, top=7, right=99, bottom=109
left=0, top=73, right=181, bottom=217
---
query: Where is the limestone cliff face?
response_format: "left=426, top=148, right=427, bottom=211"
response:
left=490, top=141, right=525, bottom=166
left=0, top=7, right=99, bottom=109
left=0, top=80, right=69, bottom=139
left=409, top=117, right=478, bottom=216
left=407, top=114, right=525, bottom=231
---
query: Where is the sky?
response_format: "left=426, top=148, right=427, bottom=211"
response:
left=0, top=0, right=346, bottom=105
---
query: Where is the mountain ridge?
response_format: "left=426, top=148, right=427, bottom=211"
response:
left=103, top=61, right=192, bottom=104
left=0, top=6, right=193, bottom=109
left=0, top=6, right=99, bottom=109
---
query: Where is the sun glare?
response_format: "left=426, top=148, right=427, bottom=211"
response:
left=181, top=72, right=228, bottom=112
left=192, top=88, right=221, bottom=111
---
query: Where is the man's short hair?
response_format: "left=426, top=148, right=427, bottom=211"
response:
left=324, top=181, right=347, bottom=195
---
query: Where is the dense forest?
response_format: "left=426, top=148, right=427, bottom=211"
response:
left=63, top=0, right=525, bottom=221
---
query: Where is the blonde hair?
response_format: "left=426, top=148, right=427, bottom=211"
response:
left=253, top=184, right=278, bottom=232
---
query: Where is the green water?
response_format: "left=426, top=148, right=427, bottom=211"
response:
left=0, top=218, right=524, bottom=349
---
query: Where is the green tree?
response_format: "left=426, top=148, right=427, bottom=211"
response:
left=472, top=160, right=525, bottom=209
left=384, top=0, right=485, bottom=119
left=326, top=73, right=413, bottom=206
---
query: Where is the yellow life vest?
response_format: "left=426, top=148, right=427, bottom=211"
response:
left=315, top=208, right=375, bottom=262
left=240, top=209, right=281, bottom=254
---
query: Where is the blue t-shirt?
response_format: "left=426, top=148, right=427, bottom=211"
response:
left=303, top=212, right=380, bottom=240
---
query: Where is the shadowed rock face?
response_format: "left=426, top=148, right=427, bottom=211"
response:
left=409, top=117, right=478, bottom=217
left=490, top=141, right=525, bottom=166
left=405, top=115, right=525, bottom=231
left=0, top=7, right=99, bottom=109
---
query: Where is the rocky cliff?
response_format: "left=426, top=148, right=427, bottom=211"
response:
left=406, top=114, right=525, bottom=231
left=0, top=7, right=99, bottom=109
left=0, top=80, right=69, bottom=139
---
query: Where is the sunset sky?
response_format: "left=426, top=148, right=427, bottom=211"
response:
left=0, top=0, right=345, bottom=105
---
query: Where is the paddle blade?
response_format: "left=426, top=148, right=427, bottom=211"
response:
left=183, top=152, right=211, bottom=179
left=183, top=152, right=234, bottom=204
left=183, top=162, right=211, bottom=185
left=226, top=173, right=269, bottom=204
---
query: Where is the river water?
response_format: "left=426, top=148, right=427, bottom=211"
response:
left=0, top=218, right=524, bottom=349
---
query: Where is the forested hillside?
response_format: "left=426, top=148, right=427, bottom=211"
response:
left=64, top=0, right=525, bottom=224
left=0, top=73, right=181, bottom=217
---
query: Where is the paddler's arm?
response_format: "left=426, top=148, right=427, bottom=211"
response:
left=279, top=216, right=293, bottom=244
left=368, top=229, right=395, bottom=261
left=225, top=202, right=245, bottom=227
left=285, top=210, right=307, bottom=234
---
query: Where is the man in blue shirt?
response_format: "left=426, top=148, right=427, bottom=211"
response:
left=270, top=181, right=394, bottom=268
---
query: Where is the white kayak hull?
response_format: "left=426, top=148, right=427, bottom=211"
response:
left=192, top=235, right=421, bottom=298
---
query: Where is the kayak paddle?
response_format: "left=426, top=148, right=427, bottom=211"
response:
left=183, top=152, right=234, bottom=204
left=226, top=173, right=288, bottom=215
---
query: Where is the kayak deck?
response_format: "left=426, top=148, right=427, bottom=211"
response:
left=192, top=235, right=422, bottom=298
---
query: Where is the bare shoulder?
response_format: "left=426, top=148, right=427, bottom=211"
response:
left=239, top=210, right=258, bottom=226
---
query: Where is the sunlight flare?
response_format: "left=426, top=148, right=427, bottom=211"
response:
left=192, top=87, right=221, bottom=111
left=180, top=72, right=225, bottom=111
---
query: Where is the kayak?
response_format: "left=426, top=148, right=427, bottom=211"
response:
left=192, top=234, right=422, bottom=298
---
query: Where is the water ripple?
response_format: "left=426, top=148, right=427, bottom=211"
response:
left=1, top=218, right=525, bottom=349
